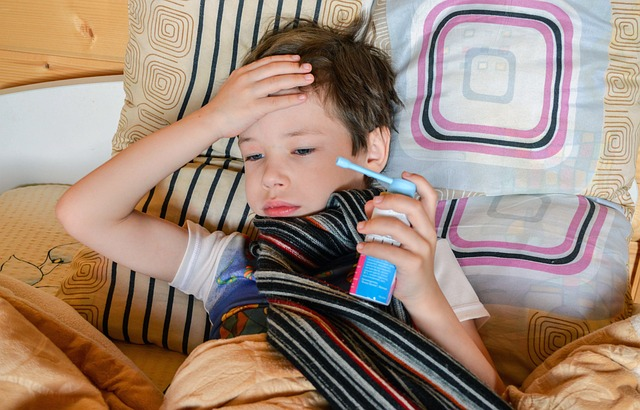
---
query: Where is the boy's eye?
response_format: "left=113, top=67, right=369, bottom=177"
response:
left=293, top=148, right=315, bottom=156
left=244, top=153, right=264, bottom=162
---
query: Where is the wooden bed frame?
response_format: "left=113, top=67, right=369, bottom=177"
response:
left=0, top=0, right=127, bottom=90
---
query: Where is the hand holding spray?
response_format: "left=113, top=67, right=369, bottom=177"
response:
left=336, top=157, right=416, bottom=305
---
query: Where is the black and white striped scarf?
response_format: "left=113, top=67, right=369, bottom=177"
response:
left=251, top=189, right=508, bottom=409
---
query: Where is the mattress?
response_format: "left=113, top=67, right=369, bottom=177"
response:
left=0, top=185, right=80, bottom=294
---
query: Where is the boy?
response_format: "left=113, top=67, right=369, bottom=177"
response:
left=57, top=19, right=504, bottom=396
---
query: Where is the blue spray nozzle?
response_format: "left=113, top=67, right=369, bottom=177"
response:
left=336, top=157, right=416, bottom=197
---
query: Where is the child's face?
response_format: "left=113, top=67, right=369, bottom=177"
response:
left=239, top=94, right=370, bottom=217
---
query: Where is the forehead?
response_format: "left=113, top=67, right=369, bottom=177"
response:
left=238, top=93, right=348, bottom=144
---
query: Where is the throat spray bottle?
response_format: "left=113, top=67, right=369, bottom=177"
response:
left=336, top=157, right=416, bottom=305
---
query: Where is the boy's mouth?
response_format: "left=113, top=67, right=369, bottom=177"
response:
left=263, top=201, right=300, bottom=217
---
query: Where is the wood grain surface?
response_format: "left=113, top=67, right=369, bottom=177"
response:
left=0, top=0, right=127, bottom=89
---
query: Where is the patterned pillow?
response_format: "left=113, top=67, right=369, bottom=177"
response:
left=372, top=0, right=640, bottom=218
left=60, top=0, right=367, bottom=354
left=114, top=0, right=367, bottom=158
left=435, top=193, right=633, bottom=385
left=59, top=160, right=255, bottom=354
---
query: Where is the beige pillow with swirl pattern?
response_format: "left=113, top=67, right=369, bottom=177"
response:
left=115, top=0, right=367, bottom=158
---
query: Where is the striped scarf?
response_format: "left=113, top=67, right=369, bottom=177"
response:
left=251, top=189, right=509, bottom=409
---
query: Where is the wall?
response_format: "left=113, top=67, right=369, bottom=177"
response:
left=0, top=0, right=127, bottom=89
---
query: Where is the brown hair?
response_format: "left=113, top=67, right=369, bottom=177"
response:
left=242, top=18, right=401, bottom=155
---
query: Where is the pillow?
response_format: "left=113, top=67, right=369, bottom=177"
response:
left=59, top=161, right=251, bottom=354
left=372, top=0, right=640, bottom=218
left=115, top=0, right=369, bottom=158
left=61, top=0, right=368, bottom=354
left=434, top=193, right=633, bottom=385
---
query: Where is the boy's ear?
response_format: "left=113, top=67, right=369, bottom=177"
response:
left=365, top=126, right=391, bottom=173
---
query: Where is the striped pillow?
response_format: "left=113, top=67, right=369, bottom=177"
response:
left=60, top=160, right=257, bottom=354
left=113, top=0, right=367, bottom=158
left=61, top=248, right=209, bottom=354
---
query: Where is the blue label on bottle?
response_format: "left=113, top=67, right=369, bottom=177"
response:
left=350, top=254, right=396, bottom=305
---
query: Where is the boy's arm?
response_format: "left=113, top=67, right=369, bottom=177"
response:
left=403, top=287, right=505, bottom=394
left=357, top=173, right=505, bottom=394
left=56, top=55, right=314, bottom=282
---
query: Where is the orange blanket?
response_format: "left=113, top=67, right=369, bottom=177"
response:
left=3, top=269, right=638, bottom=409
left=506, top=314, right=640, bottom=409
left=0, top=274, right=163, bottom=410
left=162, top=333, right=328, bottom=409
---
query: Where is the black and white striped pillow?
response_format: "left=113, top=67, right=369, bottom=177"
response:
left=114, top=0, right=367, bottom=158
left=61, top=160, right=258, bottom=354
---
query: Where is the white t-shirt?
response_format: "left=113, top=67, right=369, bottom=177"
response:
left=171, top=221, right=489, bottom=326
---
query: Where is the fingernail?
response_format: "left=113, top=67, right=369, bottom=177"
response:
left=301, top=63, right=312, bottom=70
left=304, top=73, right=314, bottom=81
left=357, top=221, right=364, bottom=231
left=373, top=196, right=383, bottom=203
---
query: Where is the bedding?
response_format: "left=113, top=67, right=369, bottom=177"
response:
left=0, top=185, right=185, bottom=392
left=505, top=313, right=640, bottom=408
left=162, top=334, right=328, bottom=409
left=0, top=185, right=83, bottom=295
left=163, top=314, right=640, bottom=409
left=0, top=273, right=163, bottom=410
left=436, top=193, right=633, bottom=384
left=372, top=0, right=639, bottom=216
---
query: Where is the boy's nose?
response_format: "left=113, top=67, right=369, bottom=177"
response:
left=261, top=161, right=288, bottom=189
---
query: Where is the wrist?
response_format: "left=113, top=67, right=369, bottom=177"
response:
left=401, top=289, right=456, bottom=334
left=172, top=112, right=226, bottom=151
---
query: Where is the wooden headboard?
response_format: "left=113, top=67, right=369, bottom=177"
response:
left=0, top=0, right=128, bottom=90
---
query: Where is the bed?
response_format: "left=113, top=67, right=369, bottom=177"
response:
left=2, top=0, right=640, bottom=408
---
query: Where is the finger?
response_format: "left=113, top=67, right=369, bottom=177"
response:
left=356, top=240, right=429, bottom=275
left=358, top=215, right=433, bottom=256
left=241, top=54, right=302, bottom=71
left=241, top=58, right=312, bottom=84
left=374, top=174, right=438, bottom=236
left=401, top=172, right=438, bottom=220
left=255, top=71, right=314, bottom=98
left=365, top=194, right=418, bottom=217
left=365, top=194, right=435, bottom=242
left=363, top=200, right=375, bottom=219
left=258, top=91, right=309, bottom=111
